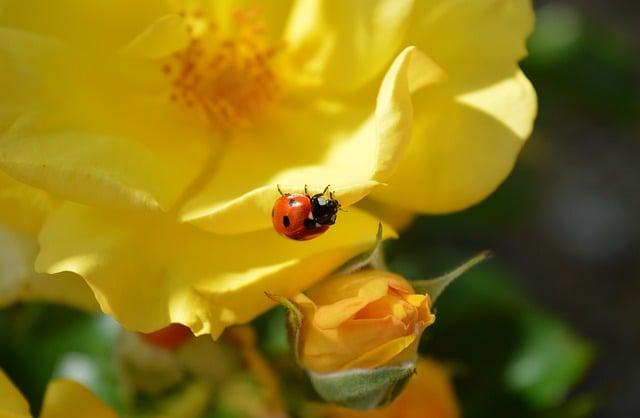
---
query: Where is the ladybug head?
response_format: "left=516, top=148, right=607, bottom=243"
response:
left=310, top=193, right=340, bottom=225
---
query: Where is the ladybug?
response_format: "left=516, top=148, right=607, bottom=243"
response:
left=272, top=185, right=340, bottom=241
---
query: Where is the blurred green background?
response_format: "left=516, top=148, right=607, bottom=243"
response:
left=1, top=1, right=638, bottom=417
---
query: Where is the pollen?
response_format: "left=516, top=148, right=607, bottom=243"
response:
left=164, top=7, right=280, bottom=130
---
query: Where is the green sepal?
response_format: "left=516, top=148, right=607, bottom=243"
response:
left=336, top=222, right=386, bottom=275
left=264, top=292, right=304, bottom=365
left=413, top=250, right=493, bottom=303
left=307, top=361, right=416, bottom=410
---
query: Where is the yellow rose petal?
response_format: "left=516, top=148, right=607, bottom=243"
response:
left=0, top=225, right=96, bottom=310
left=457, top=70, right=537, bottom=140
left=0, top=27, right=65, bottom=132
left=372, top=46, right=446, bottom=183
left=356, top=198, right=416, bottom=232
left=0, top=0, right=173, bottom=52
left=283, top=0, right=414, bottom=92
left=0, top=171, right=97, bottom=310
left=342, top=334, right=417, bottom=370
left=40, top=380, right=117, bottom=418
left=308, top=270, right=411, bottom=306
left=15, top=271, right=97, bottom=312
left=372, top=69, right=536, bottom=213
left=0, top=369, right=30, bottom=418
left=1, top=371, right=119, bottom=418
left=119, top=14, right=190, bottom=59
left=0, top=170, right=53, bottom=236
left=407, top=0, right=534, bottom=82
left=299, top=316, right=413, bottom=373
left=0, top=128, right=201, bottom=212
left=404, top=294, right=426, bottom=308
left=0, top=27, right=216, bottom=212
left=313, top=279, right=389, bottom=329
left=36, top=202, right=393, bottom=338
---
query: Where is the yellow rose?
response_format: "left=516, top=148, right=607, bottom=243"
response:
left=0, top=171, right=96, bottom=310
left=0, top=0, right=535, bottom=337
left=0, top=368, right=117, bottom=418
left=295, top=270, right=435, bottom=373
left=320, top=358, right=460, bottom=418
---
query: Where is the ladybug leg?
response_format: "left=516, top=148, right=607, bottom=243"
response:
left=304, top=184, right=309, bottom=196
left=323, top=184, right=331, bottom=195
left=277, top=184, right=284, bottom=196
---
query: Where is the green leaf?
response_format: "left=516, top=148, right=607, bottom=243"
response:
left=504, top=313, right=594, bottom=407
left=307, top=362, right=416, bottom=410
left=412, top=250, right=493, bottom=303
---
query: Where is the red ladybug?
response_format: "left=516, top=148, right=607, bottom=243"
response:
left=272, top=185, right=340, bottom=241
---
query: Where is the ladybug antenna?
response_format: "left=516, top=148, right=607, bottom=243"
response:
left=277, top=184, right=284, bottom=196
left=323, top=184, right=330, bottom=195
left=304, top=184, right=309, bottom=196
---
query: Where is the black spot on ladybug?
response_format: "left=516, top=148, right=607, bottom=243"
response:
left=282, top=215, right=290, bottom=228
left=288, top=198, right=297, bottom=207
left=304, top=218, right=316, bottom=230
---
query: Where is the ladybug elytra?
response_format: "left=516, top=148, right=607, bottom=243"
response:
left=272, top=185, right=340, bottom=241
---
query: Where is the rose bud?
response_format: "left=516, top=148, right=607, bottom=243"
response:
left=290, top=270, right=434, bottom=409
left=295, top=271, right=435, bottom=373
left=268, top=251, right=489, bottom=410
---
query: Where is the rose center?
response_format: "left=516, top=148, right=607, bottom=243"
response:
left=163, top=7, right=279, bottom=130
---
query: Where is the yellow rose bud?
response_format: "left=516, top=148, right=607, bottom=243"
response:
left=265, top=251, right=488, bottom=410
left=294, top=270, right=435, bottom=374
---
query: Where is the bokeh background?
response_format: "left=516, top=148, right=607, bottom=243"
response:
left=389, top=0, right=639, bottom=416
left=1, top=1, right=638, bottom=417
